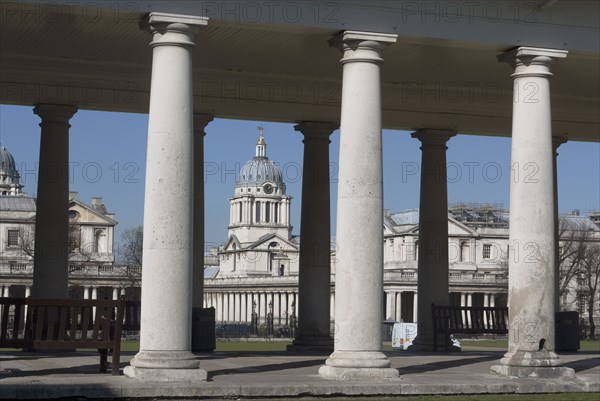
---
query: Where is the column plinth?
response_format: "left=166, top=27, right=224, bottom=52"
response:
left=490, top=46, right=573, bottom=379
left=288, top=121, right=337, bottom=353
left=408, top=129, right=456, bottom=351
left=31, top=104, right=77, bottom=299
left=319, top=31, right=398, bottom=380
left=124, top=12, right=208, bottom=382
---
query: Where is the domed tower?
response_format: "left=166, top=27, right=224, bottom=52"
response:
left=0, top=146, right=23, bottom=196
left=227, top=131, right=292, bottom=244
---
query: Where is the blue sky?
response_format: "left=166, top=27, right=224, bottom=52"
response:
left=1, top=104, right=599, bottom=254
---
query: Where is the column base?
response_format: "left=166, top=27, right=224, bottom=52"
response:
left=490, top=349, right=575, bottom=378
left=124, top=350, right=207, bottom=382
left=287, top=336, right=334, bottom=352
left=318, top=351, right=399, bottom=380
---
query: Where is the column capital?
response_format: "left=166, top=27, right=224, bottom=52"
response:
left=194, top=113, right=214, bottom=136
left=141, top=12, right=208, bottom=47
left=294, top=121, right=338, bottom=141
left=33, top=104, right=78, bottom=124
left=329, top=30, right=397, bottom=64
left=411, top=129, right=457, bottom=148
left=497, top=46, right=568, bottom=77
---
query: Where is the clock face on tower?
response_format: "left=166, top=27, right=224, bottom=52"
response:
left=263, top=183, right=274, bottom=194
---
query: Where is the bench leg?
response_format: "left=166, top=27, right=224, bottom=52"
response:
left=111, top=349, right=120, bottom=376
left=98, top=349, right=108, bottom=373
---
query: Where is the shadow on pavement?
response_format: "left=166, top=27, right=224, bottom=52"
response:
left=396, top=354, right=500, bottom=375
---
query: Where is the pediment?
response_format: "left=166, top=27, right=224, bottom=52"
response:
left=69, top=200, right=116, bottom=225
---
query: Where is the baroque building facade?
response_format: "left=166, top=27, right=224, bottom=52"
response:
left=0, top=146, right=134, bottom=302
left=2, top=142, right=598, bottom=331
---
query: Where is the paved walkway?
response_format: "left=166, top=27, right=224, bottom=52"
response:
left=1, top=349, right=598, bottom=399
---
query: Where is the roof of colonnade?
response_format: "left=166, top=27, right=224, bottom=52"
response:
left=0, top=0, right=598, bottom=141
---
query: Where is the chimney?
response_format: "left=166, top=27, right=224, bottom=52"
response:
left=91, top=197, right=108, bottom=214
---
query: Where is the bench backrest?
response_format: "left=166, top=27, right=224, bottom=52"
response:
left=431, top=304, right=509, bottom=332
left=0, top=297, right=125, bottom=349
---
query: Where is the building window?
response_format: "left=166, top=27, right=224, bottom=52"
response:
left=265, top=201, right=271, bottom=223
left=413, top=241, right=419, bottom=261
left=274, top=203, right=279, bottom=223
left=578, top=294, right=587, bottom=315
left=93, top=229, right=105, bottom=253
left=239, top=203, right=243, bottom=222
left=255, top=201, right=261, bottom=223
left=68, top=227, right=80, bottom=252
left=460, top=241, right=469, bottom=263
left=483, top=244, right=492, bottom=259
left=7, top=229, right=19, bottom=246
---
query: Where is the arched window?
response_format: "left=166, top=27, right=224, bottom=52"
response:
left=255, top=201, right=261, bottom=223
left=93, top=229, right=106, bottom=253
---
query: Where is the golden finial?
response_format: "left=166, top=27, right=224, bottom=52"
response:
left=257, top=126, right=265, bottom=145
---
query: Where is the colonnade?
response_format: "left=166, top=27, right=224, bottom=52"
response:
left=205, top=291, right=299, bottom=325
left=22, top=10, right=574, bottom=381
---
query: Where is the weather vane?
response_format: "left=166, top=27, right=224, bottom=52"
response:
left=258, top=126, right=264, bottom=135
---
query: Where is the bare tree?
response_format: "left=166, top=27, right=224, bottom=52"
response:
left=558, top=216, right=600, bottom=338
left=579, top=243, right=600, bottom=339
left=558, top=218, right=589, bottom=308
left=121, top=226, right=143, bottom=267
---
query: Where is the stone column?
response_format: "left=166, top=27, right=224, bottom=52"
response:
left=2, top=286, right=8, bottom=297
left=412, top=292, right=418, bottom=323
left=31, top=104, right=77, bottom=299
left=113, top=288, right=119, bottom=300
left=192, top=114, right=213, bottom=352
left=83, top=287, right=90, bottom=300
left=320, top=31, right=398, bottom=380
left=395, top=292, right=402, bottom=322
left=490, top=294, right=496, bottom=307
left=124, top=12, right=208, bottom=382
left=491, top=46, right=573, bottom=379
left=552, top=135, right=567, bottom=312
left=483, top=293, right=490, bottom=329
left=289, top=121, right=337, bottom=352
left=409, top=129, right=456, bottom=351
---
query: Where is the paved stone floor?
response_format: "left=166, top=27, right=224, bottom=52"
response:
left=0, top=349, right=598, bottom=399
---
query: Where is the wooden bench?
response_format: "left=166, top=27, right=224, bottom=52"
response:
left=0, top=297, right=125, bottom=375
left=431, top=303, right=508, bottom=351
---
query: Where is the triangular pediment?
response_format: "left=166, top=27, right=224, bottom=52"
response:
left=248, top=233, right=299, bottom=251
left=403, top=215, right=478, bottom=237
left=69, top=200, right=116, bottom=225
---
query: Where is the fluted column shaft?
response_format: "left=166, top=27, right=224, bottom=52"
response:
left=125, top=12, right=208, bottom=382
left=319, top=31, right=398, bottom=380
left=290, top=121, right=337, bottom=352
left=32, top=104, right=77, bottom=298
